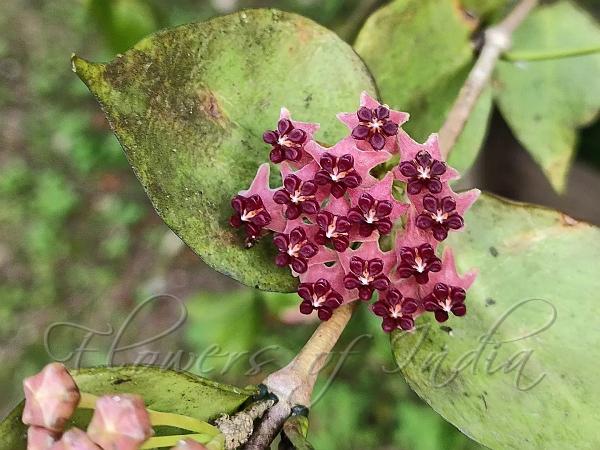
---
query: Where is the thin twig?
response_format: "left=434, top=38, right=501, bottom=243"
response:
left=439, top=0, right=539, bottom=158
left=503, top=45, right=600, bottom=62
left=243, top=303, right=356, bottom=450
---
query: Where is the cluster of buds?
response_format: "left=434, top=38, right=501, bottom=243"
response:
left=230, top=93, right=479, bottom=332
left=22, top=363, right=208, bottom=450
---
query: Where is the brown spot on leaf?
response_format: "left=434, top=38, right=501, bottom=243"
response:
left=197, top=89, right=227, bottom=127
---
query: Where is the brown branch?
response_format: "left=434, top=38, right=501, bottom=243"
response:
left=243, top=303, right=357, bottom=449
left=439, top=0, right=538, bottom=158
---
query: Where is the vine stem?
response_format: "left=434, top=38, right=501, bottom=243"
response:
left=243, top=303, right=357, bottom=450
left=439, top=0, right=538, bottom=159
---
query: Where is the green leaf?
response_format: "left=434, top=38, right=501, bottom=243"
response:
left=494, top=1, right=600, bottom=192
left=280, top=415, right=315, bottom=450
left=73, top=9, right=377, bottom=292
left=354, top=0, right=492, bottom=173
left=391, top=193, right=600, bottom=448
left=0, top=366, right=256, bottom=450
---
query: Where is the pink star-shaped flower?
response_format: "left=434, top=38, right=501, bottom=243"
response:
left=297, top=263, right=350, bottom=319
left=395, top=206, right=438, bottom=249
left=372, top=287, right=419, bottom=332
left=446, top=186, right=480, bottom=218
left=312, top=196, right=358, bottom=252
left=413, top=186, right=480, bottom=242
left=273, top=223, right=335, bottom=275
left=425, top=247, right=477, bottom=293
left=87, top=395, right=153, bottom=450
left=337, top=91, right=409, bottom=153
left=22, top=363, right=81, bottom=432
left=317, top=196, right=379, bottom=245
left=394, top=131, right=459, bottom=196
left=230, top=163, right=286, bottom=245
left=275, top=161, right=329, bottom=219
left=338, top=240, right=396, bottom=301
left=347, top=172, right=408, bottom=238
left=419, top=248, right=477, bottom=322
left=263, top=107, right=319, bottom=167
left=305, top=138, right=391, bottom=196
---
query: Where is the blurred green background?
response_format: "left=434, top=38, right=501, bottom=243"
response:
left=0, top=1, right=597, bottom=449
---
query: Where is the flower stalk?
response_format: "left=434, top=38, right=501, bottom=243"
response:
left=78, top=392, right=220, bottom=436
left=141, top=434, right=218, bottom=449
left=243, top=302, right=356, bottom=449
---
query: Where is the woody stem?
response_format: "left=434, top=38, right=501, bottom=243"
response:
left=439, top=0, right=538, bottom=158
left=243, top=302, right=357, bottom=450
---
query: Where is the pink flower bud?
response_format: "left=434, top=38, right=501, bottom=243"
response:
left=22, top=363, right=81, bottom=432
left=171, top=439, right=208, bottom=450
left=27, top=426, right=59, bottom=450
left=87, top=395, right=153, bottom=450
left=50, top=428, right=101, bottom=450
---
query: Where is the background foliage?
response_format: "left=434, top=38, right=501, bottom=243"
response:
left=0, top=1, right=598, bottom=449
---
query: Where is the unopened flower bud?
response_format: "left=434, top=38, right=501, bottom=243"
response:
left=27, top=426, right=59, bottom=450
left=87, top=395, right=153, bottom=450
left=50, top=428, right=101, bottom=450
left=22, top=363, right=81, bottom=432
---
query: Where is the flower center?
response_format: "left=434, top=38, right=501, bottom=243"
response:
left=413, top=256, right=426, bottom=273
left=359, top=269, right=373, bottom=285
left=369, top=119, right=383, bottom=130
left=365, top=208, right=377, bottom=224
left=390, top=304, right=403, bottom=318
left=433, top=209, right=448, bottom=223
left=277, top=136, right=291, bottom=147
left=290, top=189, right=312, bottom=204
left=442, top=298, right=452, bottom=311
left=241, top=207, right=262, bottom=222
left=312, top=294, right=327, bottom=307
left=287, top=241, right=305, bottom=257
left=417, top=165, right=431, bottom=179
left=330, top=168, right=348, bottom=182
left=326, top=217, right=340, bottom=238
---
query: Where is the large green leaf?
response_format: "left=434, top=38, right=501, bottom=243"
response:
left=391, top=193, right=600, bottom=448
left=0, top=366, right=256, bottom=450
left=73, top=9, right=377, bottom=292
left=354, top=0, right=492, bottom=173
left=494, top=1, right=600, bottom=192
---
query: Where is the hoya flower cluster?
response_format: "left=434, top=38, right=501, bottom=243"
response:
left=22, top=363, right=206, bottom=450
left=230, top=93, right=479, bottom=332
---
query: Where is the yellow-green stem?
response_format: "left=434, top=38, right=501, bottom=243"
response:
left=503, top=45, right=600, bottom=62
left=78, top=392, right=97, bottom=409
left=141, top=433, right=212, bottom=449
left=149, top=410, right=220, bottom=436
left=77, top=392, right=219, bottom=436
